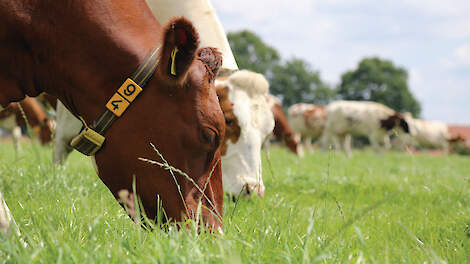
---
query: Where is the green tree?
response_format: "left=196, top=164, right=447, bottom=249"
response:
left=270, top=58, right=333, bottom=107
left=227, top=30, right=280, bottom=75
left=228, top=30, right=332, bottom=106
left=337, top=57, right=421, bottom=116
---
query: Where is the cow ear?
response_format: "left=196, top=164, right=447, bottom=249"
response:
left=157, top=17, right=199, bottom=81
left=198, top=47, right=223, bottom=78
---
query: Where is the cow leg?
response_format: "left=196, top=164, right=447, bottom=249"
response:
left=12, top=126, right=22, bottom=154
left=442, top=141, right=449, bottom=155
left=369, top=133, right=381, bottom=153
left=343, top=134, right=352, bottom=157
left=331, top=134, right=342, bottom=151
left=304, top=136, right=313, bottom=152
left=319, top=133, right=330, bottom=150
left=383, top=134, right=391, bottom=150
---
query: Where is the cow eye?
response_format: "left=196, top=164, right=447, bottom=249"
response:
left=225, top=118, right=234, bottom=125
left=201, top=126, right=219, bottom=149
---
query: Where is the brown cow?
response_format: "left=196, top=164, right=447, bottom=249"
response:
left=266, top=95, right=300, bottom=155
left=0, top=1, right=225, bottom=231
left=0, top=96, right=53, bottom=148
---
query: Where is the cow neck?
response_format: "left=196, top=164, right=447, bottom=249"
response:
left=4, top=1, right=162, bottom=126
left=70, top=45, right=162, bottom=156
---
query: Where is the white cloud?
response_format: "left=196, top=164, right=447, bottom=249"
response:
left=454, top=44, right=470, bottom=65
left=400, top=0, right=470, bottom=17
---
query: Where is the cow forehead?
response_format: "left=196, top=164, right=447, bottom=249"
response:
left=231, top=89, right=273, bottom=133
left=216, top=73, right=274, bottom=145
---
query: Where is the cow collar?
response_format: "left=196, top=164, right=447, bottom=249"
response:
left=71, top=44, right=171, bottom=156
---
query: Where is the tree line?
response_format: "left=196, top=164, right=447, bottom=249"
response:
left=227, top=30, right=421, bottom=116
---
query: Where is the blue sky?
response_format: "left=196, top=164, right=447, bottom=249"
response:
left=212, top=0, right=470, bottom=124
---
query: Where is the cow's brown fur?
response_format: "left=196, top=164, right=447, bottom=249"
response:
left=216, top=84, right=240, bottom=156
left=0, top=1, right=225, bottom=229
left=271, top=102, right=299, bottom=154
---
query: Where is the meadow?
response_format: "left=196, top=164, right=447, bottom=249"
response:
left=0, top=142, right=469, bottom=263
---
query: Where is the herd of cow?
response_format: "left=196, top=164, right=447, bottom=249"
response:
left=284, top=100, right=458, bottom=157
left=0, top=0, right=466, bottom=239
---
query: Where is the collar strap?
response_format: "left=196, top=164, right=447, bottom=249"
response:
left=71, top=45, right=161, bottom=156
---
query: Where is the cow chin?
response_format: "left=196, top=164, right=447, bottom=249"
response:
left=93, top=133, right=224, bottom=232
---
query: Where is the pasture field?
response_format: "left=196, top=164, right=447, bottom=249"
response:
left=0, top=142, right=469, bottom=263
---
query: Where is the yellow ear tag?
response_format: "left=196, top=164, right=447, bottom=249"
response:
left=170, top=46, right=179, bottom=76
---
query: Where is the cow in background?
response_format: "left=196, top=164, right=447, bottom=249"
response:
left=397, top=113, right=450, bottom=153
left=266, top=95, right=300, bottom=155
left=0, top=97, right=53, bottom=152
left=216, top=70, right=274, bottom=197
left=322, top=100, right=409, bottom=156
left=288, top=103, right=327, bottom=153
left=448, top=125, right=470, bottom=148
left=37, top=93, right=58, bottom=110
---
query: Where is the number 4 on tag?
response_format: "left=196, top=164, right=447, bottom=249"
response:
left=106, top=93, right=129, bottom=117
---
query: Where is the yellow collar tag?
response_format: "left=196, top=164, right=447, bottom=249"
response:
left=170, top=47, right=179, bottom=76
left=105, top=78, right=143, bottom=117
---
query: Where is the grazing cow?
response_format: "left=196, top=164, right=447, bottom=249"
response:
left=0, top=97, right=53, bottom=151
left=399, top=113, right=450, bottom=153
left=216, top=71, right=274, bottom=197
left=322, top=100, right=409, bottom=156
left=0, top=1, right=226, bottom=233
left=288, top=103, right=327, bottom=152
left=54, top=0, right=238, bottom=165
left=266, top=95, right=300, bottom=155
left=54, top=0, right=276, bottom=199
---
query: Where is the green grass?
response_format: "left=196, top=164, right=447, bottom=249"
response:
left=0, top=142, right=469, bottom=263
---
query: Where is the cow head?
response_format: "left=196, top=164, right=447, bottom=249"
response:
left=93, top=18, right=225, bottom=229
left=267, top=95, right=301, bottom=155
left=216, top=70, right=275, bottom=197
left=36, top=118, right=54, bottom=144
left=380, top=113, right=410, bottom=134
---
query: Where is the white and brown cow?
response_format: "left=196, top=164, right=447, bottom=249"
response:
left=322, top=100, right=409, bottom=156
left=216, top=70, right=274, bottom=197
left=288, top=103, right=327, bottom=153
left=398, top=113, right=450, bottom=153
left=266, top=95, right=300, bottom=155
